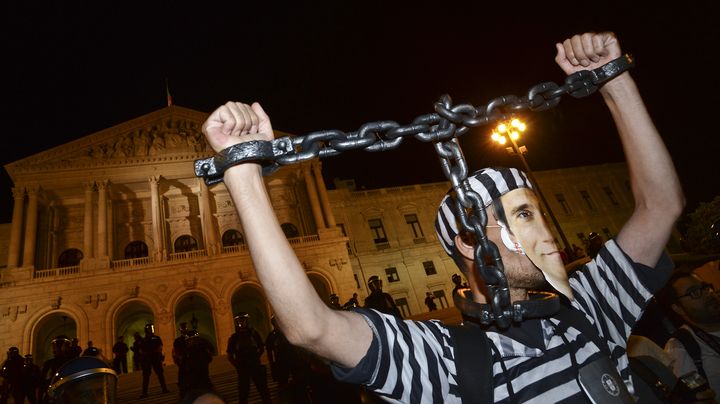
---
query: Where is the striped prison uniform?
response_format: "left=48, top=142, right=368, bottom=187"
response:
left=332, top=240, right=672, bottom=403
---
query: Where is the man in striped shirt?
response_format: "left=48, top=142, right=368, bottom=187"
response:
left=200, top=31, right=683, bottom=402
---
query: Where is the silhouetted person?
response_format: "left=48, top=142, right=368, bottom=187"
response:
left=266, top=316, right=293, bottom=389
left=173, top=322, right=190, bottom=396
left=139, top=323, right=169, bottom=398
left=226, top=313, right=271, bottom=404
left=344, top=293, right=359, bottom=309
left=112, top=336, right=129, bottom=374
left=586, top=232, right=604, bottom=258
left=0, top=347, right=23, bottom=404
left=40, top=336, right=72, bottom=403
left=82, top=340, right=101, bottom=357
left=131, top=332, right=142, bottom=371
left=68, top=338, right=82, bottom=359
left=180, top=329, right=215, bottom=398
left=19, top=354, right=41, bottom=404
left=424, top=292, right=438, bottom=311
left=451, top=273, right=467, bottom=296
left=364, top=276, right=402, bottom=317
left=328, top=294, right=342, bottom=310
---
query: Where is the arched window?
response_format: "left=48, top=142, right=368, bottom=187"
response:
left=174, top=235, right=198, bottom=253
left=222, top=230, right=244, bottom=247
left=58, top=249, right=83, bottom=267
left=280, top=223, right=299, bottom=238
left=124, top=241, right=149, bottom=259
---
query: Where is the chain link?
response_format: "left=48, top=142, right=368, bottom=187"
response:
left=196, top=55, right=634, bottom=326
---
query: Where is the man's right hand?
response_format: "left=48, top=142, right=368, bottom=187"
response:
left=202, top=102, right=274, bottom=154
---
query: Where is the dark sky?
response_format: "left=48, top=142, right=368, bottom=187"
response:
left=3, top=2, right=719, bottom=225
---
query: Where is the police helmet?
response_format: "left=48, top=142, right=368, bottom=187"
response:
left=234, top=312, right=249, bottom=328
left=368, top=275, right=382, bottom=292
left=144, top=323, right=155, bottom=334
left=48, top=356, right=118, bottom=403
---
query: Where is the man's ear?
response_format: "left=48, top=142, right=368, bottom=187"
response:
left=455, top=234, right=475, bottom=261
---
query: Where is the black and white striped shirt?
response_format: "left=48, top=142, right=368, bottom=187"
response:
left=332, top=240, right=672, bottom=403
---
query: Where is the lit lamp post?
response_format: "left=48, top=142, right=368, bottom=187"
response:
left=490, top=118, right=574, bottom=260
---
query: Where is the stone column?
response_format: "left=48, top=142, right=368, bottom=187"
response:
left=313, top=161, right=336, bottom=228
left=198, top=179, right=218, bottom=255
left=7, top=187, right=25, bottom=268
left=22, top=186, right=39, bottom=267
left=107, top=201, right=114, bottom=260
left=149, top=176, right=164, bottom=261
left=83, top=182, right=95, bottom=259
left=97, top=180, right=108, bottom=258
left=303, top=166, right=326, bottom=230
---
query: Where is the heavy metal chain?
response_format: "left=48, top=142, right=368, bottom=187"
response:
left=195, top=55, right=634, bottom=327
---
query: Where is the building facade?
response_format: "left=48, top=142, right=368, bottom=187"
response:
left=0, top=105, right=667, bottom=367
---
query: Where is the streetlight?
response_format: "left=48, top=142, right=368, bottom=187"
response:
left=490, top=118, right=574, bottom=261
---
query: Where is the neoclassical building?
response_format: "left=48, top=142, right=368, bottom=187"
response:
left=0, top=105, right=672, bottom=368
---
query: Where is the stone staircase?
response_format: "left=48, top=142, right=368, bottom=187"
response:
left=115, top=358, right=280, bottom=403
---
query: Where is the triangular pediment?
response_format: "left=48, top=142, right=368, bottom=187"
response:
left=5, top=106, right=214, bottom=179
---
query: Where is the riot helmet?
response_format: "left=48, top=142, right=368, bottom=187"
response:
left=368, top=275, right=383, bottom=292
left=47, top=356, right=118, bottom=403
left=144, top=323, right=155, bottom=336
left=234, top=312, right=249, bottom=330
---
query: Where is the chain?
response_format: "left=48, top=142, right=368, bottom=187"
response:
left=196, top=55, right=634, bottom=326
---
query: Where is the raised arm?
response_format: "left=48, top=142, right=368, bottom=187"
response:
left=555, top=33, right=685, bottom=267
left=202, top=102, right=372, bottom=367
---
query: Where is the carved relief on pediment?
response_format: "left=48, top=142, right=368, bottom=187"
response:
left=81, top=118, right=209, bottom=161
left=268, top=185, right=296, bottom=208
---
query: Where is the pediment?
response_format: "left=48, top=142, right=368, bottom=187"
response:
left=5, top=106, right=213, bottom=177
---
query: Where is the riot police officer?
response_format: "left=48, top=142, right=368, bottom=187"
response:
left=0, top=347, right=23, bottom=404
left=40, top=336, right=72, bottom=403
left=364, top=275, right=402, bottom=317
left=19, top=354, right=41, bottom=404
left=172, top=322, right=190, bottom=396
left=139, top=323, right=169, bottom=398
left=226, top=313, right=271, bottom=404
left=179, top=329, right=214, bottom=397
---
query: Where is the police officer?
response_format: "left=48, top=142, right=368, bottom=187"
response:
left=226, top=313, right=271, bottom=404
left=265, top=316, right=293, bottom=389
left=111, top=336, right=129, bottom=374
left=19, top=354, right=41, bottom=404
left=180, top=329, right=214, bottom=396
left=130, top=332, right=142, bottom=371
left=364, top=275, right=402, bottom=317
left=139, top=323, right=169, bottom=398
left=328, top=294, right=342, bottom=310
left=40, top=336, right=72, bottom=403
left=172, top=322, right=189, bottom=396
left=0, top=347, right=23, bottom=404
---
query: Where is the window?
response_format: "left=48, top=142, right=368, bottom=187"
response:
left=423, top=261, right=437, bottom=276
left=385, top=267, right=400, bottom=283
left=405, top=214, right=425, bottom=241
left=58, top=248, right=83, bottom=267
left=433, top=290, right=449, bottom=309
left=555, top=193, right=572, bottom=215
left=580, top=190, right=596, bottom=211
left=221, top=230, right=244, bottom=246
left=395, top=297, right=411, bottom=317
left=174, top=235, right=198, bottom=252
left=281, top=223, right=300, bottom=238
left=368, top=219, right=389, bottom=248
left=124, top=241, right=148, bottom=259
left=603, top=186, right=619, bottom=206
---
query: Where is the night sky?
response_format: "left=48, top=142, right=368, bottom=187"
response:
left=3, top=2, right=719, bottom=225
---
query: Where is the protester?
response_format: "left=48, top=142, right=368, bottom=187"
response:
left=662, top=267, right=720, bottom=397
left=200, top=31, right=684, bottom=402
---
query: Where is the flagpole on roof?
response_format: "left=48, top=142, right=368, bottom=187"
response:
left=165, top=78, right=173, bottom=107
